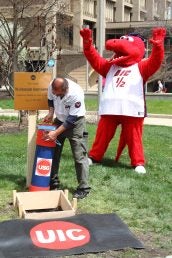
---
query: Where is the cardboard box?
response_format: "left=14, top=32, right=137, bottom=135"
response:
left=13, top=190, right=77, bottom=219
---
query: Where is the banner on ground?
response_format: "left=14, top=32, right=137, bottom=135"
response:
left=0, top=213, right=143, bottom=258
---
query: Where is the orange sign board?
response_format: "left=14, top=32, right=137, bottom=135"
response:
left=14, top=72, right=52, bottom=110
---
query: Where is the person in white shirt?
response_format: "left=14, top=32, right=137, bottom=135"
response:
left=43, top=77, right=90, bottom=199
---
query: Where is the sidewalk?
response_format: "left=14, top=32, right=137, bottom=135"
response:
left=0, top=109, right=172, bottom=127
left=86, top=111, right=172, bottom=127
left=144, top=116, right=172, bottom=127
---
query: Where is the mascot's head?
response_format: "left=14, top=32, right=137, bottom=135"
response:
left=106, top=33, right=145, bottom=67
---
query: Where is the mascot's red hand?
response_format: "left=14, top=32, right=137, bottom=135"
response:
left=139, top=27, right=166, bottom=81
left=149, top=27, right=166, bottom=46
left=80, top=28, right=93, bottom=49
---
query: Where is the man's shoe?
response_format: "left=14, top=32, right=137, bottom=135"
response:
left=50, top=182, right=60, bottom=190
left=73, top=188, right=90, bottom=199
left=50, top=175, right=60, bottom=190
left=88, top=157, right=100, bottom=166
left=135, top=165, right=146, bottom=174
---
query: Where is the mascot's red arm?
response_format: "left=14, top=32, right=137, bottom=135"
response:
left=80, top=28, right=111, bottom=77
left=139, top=27, right=166, bottom=82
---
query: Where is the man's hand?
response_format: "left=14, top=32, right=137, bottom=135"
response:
left=149, top=27, right=166, bottom=46
left=42, top=124, right=66, bottom=142
left=43, top=113, right=53, bottom=123
left=43, top=130, right=58, bottom=142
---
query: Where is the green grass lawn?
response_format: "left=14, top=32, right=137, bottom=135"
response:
left=0, top=123, right=172, bottom=257
left=0, top=97, right=172, bottom=114
left=146, top=99, right=172, bottom=114
left=0, top=99, right=14, bottom=109
left=85, top=97, right=172, bottom=114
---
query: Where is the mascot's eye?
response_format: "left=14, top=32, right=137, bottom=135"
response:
left=120, top=36, right=126, bottom=40
left=120, top=36, right=134, bottom=42
left=127, top=36, right=134, bottom=42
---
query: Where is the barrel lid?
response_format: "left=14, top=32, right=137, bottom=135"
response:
left=37, top=124, right=56, bottom=131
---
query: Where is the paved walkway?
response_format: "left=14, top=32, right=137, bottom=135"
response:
left=0, top=109, right=172, bottom=127
left=144, top=116, right=172, bottom=127
left=86, top=112, right=172, bottom=127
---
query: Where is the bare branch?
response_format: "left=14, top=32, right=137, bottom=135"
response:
left=0, top=0, right=71, bottom=98
left=0, top=14, right=13, bottom=40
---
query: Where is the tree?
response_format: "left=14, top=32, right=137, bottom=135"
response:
left=0, top=0, right=70, bottom=97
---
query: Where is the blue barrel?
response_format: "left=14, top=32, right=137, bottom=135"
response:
left=29, top=124, right=56, bottom=191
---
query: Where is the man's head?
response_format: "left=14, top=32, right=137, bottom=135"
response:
left=51, top=77, right=68, bottom=97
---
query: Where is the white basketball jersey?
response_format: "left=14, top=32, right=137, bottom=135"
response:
left=99, top=64, right=145, bottom=117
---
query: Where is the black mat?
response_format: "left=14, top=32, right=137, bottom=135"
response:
left=0, top=213, right=144, bottom=258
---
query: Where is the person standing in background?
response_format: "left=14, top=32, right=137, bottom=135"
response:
left=155, top=80, right=164, bottom=93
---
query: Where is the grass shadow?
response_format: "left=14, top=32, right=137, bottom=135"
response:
left=0, top=172, right=27, bottom=191
left=58, top=183, right=76, bottom=194
left=0, top=172, right=77, bottom=194
left=102, top=158, right=131, bottom=169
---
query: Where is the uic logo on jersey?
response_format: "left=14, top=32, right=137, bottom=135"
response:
left=30, top=221, right=90, bottom=250
left=35, top=158, right=52, bottom=176
left=114, top=69, right=131, bottom=87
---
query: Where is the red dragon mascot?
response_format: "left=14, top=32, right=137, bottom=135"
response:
left=80, top=27, right=166, bottom=174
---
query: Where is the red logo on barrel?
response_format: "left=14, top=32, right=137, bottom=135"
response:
left=30, top=221, right=90, bottom=250
left=36, top=158, right=52, bottom=176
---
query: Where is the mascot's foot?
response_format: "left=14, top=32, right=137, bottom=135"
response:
left=88, top=157, right=101, bottom=166
left=135, top=165, right=146, bottom=174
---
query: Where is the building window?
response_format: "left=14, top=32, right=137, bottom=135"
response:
left=113, top=7, right=116, bottom=22
left=140, top=0, right=146, bottom=9
left=124, top=7, right=131, bottom=21
left=124, top=0, right=132, bottom=4
left=154, top=0, right=158, bottom=13
left=83, top=0, right=96, bottom=18
left=140, top=13, right=146, bottom=21
left=165, top=3, right=172, bottom=20
left=106, top=0, right=115, bottom=22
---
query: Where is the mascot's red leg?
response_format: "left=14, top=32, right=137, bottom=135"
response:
left=122, top=117, right=145, bottom=166
left=89, top=115, right=118, bottom=161
left=115, top=128, right=126, bottom=162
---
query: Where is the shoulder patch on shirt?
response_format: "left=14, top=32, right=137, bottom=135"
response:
left=75, top=102, right=81, bottom=108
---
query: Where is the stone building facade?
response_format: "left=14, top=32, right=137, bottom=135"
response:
left=0, top=0, right=171, bottom=91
